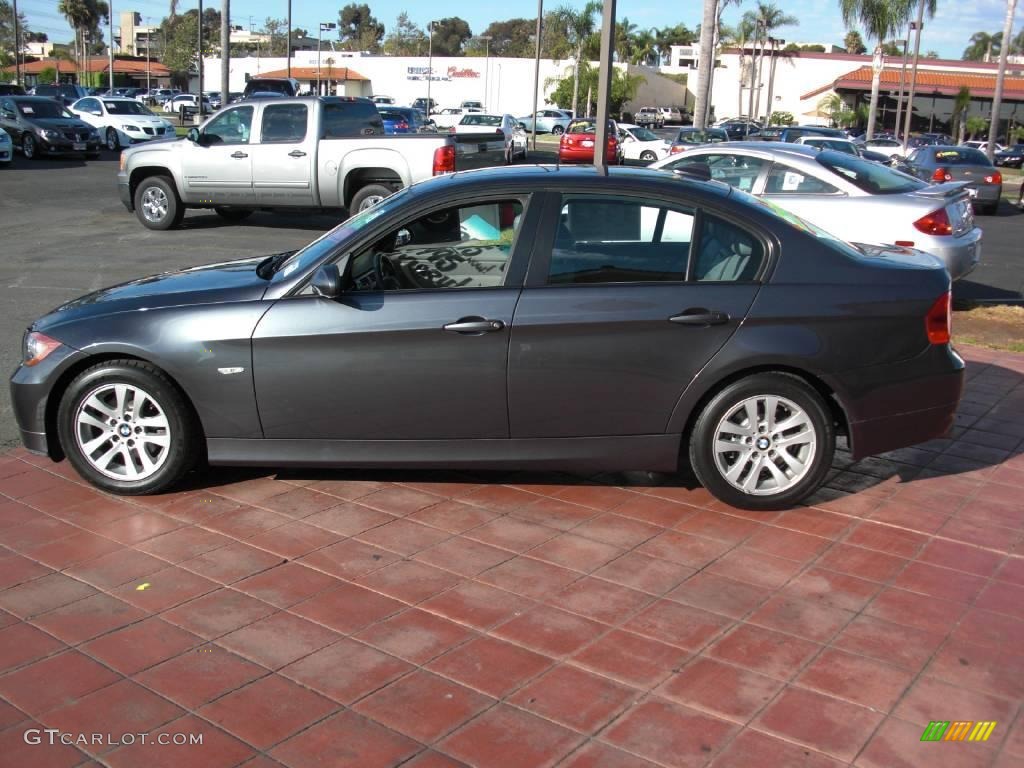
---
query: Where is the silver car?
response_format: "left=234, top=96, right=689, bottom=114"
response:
left=651, top=142, right=981, bottom=280
left=516, top=108, right=572, bottom=135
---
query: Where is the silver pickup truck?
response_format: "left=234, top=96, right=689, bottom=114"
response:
left=117, top=96, right=486, bottom=230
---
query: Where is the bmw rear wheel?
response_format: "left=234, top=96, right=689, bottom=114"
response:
left=58, top=360, right=200, bottom=495
left=689, top=373, right=834, bottom=510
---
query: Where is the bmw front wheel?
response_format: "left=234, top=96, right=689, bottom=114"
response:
left=58, top=360, right=200, bottom=495
left=689, top=373, right=834, bottom=510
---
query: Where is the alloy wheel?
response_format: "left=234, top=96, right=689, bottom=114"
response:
left=74, top=383, right=172, bottom=481
left=712, top=395, right=817, bottom=496
left=358, top=194, right=385, bottom=211
left=106, top=127, right=119, bottom=151
left=22, top=134, right=34, bottom=159
left=140, top=185, right=169, bottom=223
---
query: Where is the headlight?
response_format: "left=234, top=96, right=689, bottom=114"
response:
left=22, top=331, right=62, bottom=367
left=122, top=124, right=140, bottom=132
left=41, top=129, right=61, bottom=140
left=89, top=128, right=99, bottom=138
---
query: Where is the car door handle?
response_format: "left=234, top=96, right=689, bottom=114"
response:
left=668, top=309, right=730, bottom=326
left=288, top=149, right=307, bottom=158
left=231, top=151, right=248, bottom=158
left=442, top=318, right=505, bottom=334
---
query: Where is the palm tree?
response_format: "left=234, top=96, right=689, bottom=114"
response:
left=966, top=115, right=987, bottom=140
left=951, top=86, right=971, bottom=143
left=721, top=16, right=757, bottom=120
left=554, top=1, right=601, bottom=119
left=694, top=0, right=717, bottom=129
left=988, top=0, right=1018, bottom=159
left=963, top=31, right=1001, bottom=62
left=631, top=29, right=657, bottom=65
left=839, top=0, right=925, bottom=139
left=743, top=2, right=798, bottom=122
left=616, top=17, right=637, bottom=62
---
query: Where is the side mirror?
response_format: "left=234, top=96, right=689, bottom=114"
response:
left=311, top=263, right=342, bottom=298
left=187, top=127, right=200, bottom=143
left=395, top=228, right=412, bottom=247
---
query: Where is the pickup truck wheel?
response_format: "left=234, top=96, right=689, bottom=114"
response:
left=214, top=206, right=253, bottom=222
left=134, top=176, right=183, bottom=231
left=106, top=127, right=120, bottom=151
left=350, top=184, right=393, bottom=213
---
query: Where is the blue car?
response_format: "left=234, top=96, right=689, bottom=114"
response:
left=378, top=107, right=426, bottom=134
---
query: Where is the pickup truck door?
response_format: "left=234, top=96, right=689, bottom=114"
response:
left=247, top=102, right=317, bottom=206
left=180, top=104, right=255, bottom=204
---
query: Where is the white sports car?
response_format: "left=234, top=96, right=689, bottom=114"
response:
left=70, top=97, right=175, bottom=151
left=617, top=123, right=671, bottom=163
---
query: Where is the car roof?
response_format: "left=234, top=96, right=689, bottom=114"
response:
left=692, top=141, right=821, bottom=157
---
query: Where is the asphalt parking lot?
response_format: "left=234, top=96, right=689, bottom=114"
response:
left=0, top=146, right=1022, bottom=450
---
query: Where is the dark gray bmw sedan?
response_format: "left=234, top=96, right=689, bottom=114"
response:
left=10, top=166, right=964, bottom=510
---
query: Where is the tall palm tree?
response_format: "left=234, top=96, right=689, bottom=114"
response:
left=554, top=1, right=601, bottom=119
left=694, top=0, right=717, bottom=129
left=721, top=16, right=757, bottom=120
left=631, top=29, right=657, bottom=65
left=616, top=17, right=637, bottom=62
left=743, top=2, right=797, bottom=122
left=988, top=0, right=1018, bottom=158
left=963, top=31, right=1001, bottom=62
left=839, top=0, right=925, bottom=139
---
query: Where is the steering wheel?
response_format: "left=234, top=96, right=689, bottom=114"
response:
left=373, top=252, right=403, bottom=291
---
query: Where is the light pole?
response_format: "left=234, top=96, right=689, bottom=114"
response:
left=197, top=0, right=203, bottom=106
left=107, top=0, right=114, bottom=91
left=901, top=2, right=926, bottom=150
left=286, top=0, right=291, bottom=78
left=892, top=37, right=909, bottom=137
left=12, top=0, right=19, bottom=87
left=530, top=0, right=542, bottom=150
left=593, top=0, right=616, bottom=173
left=318, top=22, right=336, bottom=96
left=471, top=36, right=492, bottom=109
left=426, top=20, right=435, bottom=114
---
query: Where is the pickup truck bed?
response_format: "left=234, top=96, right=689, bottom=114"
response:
left=118, top=96, right=511, bottom=230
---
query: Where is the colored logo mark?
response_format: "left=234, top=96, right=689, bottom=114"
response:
left=920, top=721, right=997, bottom=742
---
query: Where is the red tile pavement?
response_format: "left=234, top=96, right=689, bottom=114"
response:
left=0, top=344, right=1022, bottom=767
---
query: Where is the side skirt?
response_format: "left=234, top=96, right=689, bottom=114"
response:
left=206, top=435, right=681, bottom=473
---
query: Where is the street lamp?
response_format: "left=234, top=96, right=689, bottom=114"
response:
left=892, top=38, right=909, bottom=137
left=317, top=22, right=336, bottom=95
left=902, top=3, right=926, bottom=150
left=530, top=1, right=542, bottom=151
left=470, top=35, right=493, bottom=109
left=426, top=21, right=436, bottom=115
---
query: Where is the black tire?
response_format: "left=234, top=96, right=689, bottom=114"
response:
left=106, top=127, right=120, bottom=151
left=57, top=360, right=201, bottom=495
left=22, top=133, right=37, bottom=160
left=640, top=150, right=657, bottom=162
left=134, top=175, right=183, bottom=231
left=688, top=373, right=835, bottom=511
left=350, top=183, right=393, bottom=213
left=981, top=202, right=999, bottom=215
left=552, top=125, right=565, bottom=135
left=214, top=206, right=253, bottom=222
left=86, top=152, right=100, bottom=160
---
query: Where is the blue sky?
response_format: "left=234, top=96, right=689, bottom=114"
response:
left=20, top=0, right=1024, bottom=60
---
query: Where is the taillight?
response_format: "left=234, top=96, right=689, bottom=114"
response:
left=984, top=170, right=1001, bottom=184
left=432, top=145, right=455, bottom=175
left=669, top=144, right=685, bottom=154
left=925, top=291, right=951, bottom=345
left=913, top=207, right=953, bottom=236
left=931, top=167, right=951, bottom=182
left=397, top=120, right=408, bottom=131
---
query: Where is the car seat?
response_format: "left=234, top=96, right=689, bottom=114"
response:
left=696, top=219, right=758, bottom=281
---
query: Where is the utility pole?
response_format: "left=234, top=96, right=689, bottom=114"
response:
left=108, top=0, right=114, bottom=91
left=987, top=0, right=1017, bottom=161
left=530, top=1, right=542, bottom=149
left=286, top=0, right=291, bottom=78
left=901, top=0, right=926, bottom=150
left=893, top=37, right=909, bottom=138
left=593, top=0, right=616, bottom=173
left=197, top=0, right=203, bottom=109
left=220, top=0, right=229, bottom=108
left=12, top=0, right=21, bottom=86
left=426, top=21, right=434, bottom=114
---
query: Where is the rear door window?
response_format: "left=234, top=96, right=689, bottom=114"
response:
left=322, top=101, right=384, bottom=138
left=548, top=196, right=695, bottom=283
left=665, top=153, right=767, bottom=192
left=260, top=103, right=308, bottom=143
left=693, top=215, right=765, bottom=282
left=764, top=164, right=840, bottom=194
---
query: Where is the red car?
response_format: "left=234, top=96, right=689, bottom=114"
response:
left=558, top=118, right=621, bottom=164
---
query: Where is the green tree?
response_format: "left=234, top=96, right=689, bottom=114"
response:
left=261, top=17, right=289, bottom=56
left=844, top=29, right=867, bottom=54
left=880, top=40, right=902, bottom=55
left=615, top=17, right=638, bottom=62
left=743, top=3, right=798, bottom=121
left=337, top=3, right=384, bottom=53
left=383, top=12, right=426, bottom=56
left=963, top=31, right=1001, bottom=61
left=160, top=11, right=211, bottom=86
left=839, top=0, right=928, bottom=139
left=546, top=61, right=644, bottom=117
left=0, top=0, right=32, bottom=69
left=924, top=50, right=939, bottom=58
left=966, top=114, right=987, bottom=140
left=951, top=85, right=971, bottom=142
left=477, top=18, right=536, bottom=58
left=653, top=24, right=695, bottom=65
left=553, top=1, right=601, bottom=118
left=431, top=17, right=472, bottom=56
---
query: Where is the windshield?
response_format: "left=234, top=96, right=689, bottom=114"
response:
left=15, top=99, right=70, bottom=119
left=630, top=127, right=660, bottom=142
left=104, top=100, right=154, bottom=116
left=805, top=139, right=856, bottom=155
left=932, top=147, right=991, bottom=165
left=463, top=115, right=502, bottom=126
left=677, top=129, right=727, bottom=144
left=273, top=187, right=413, bottom=281
left=816, top=150, right=925, bottom=194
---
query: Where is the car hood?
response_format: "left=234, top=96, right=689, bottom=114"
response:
left=29, top=117, right=93, bottom=131
left=111, top=114, right=168, bottom=126
left=31, top=255, right=281, bottom=334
